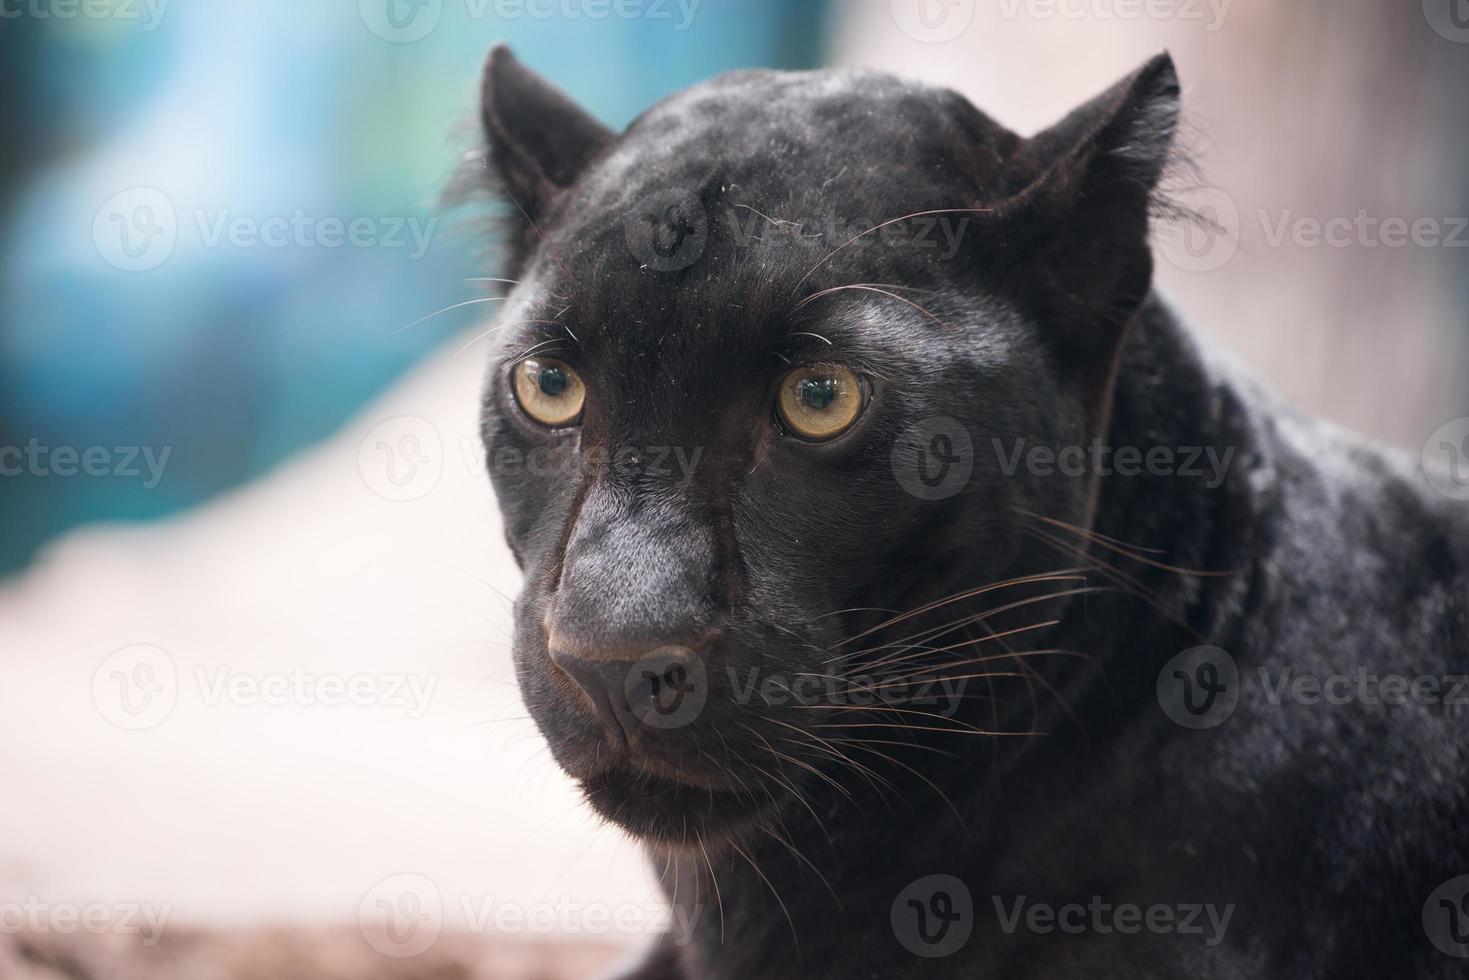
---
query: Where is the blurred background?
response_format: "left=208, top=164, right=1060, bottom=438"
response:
left=1, top=1, right=1466, bottom=976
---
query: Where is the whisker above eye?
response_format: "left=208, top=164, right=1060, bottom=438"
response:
left=792, top=206, right=996, bottom=293
left=389, top=296, right=510, bottom=336
left=505, top=337, right=572, bottom=361
left=452, top=318, right=563, bottom=359
left=793, top=283, right=950, bottom=328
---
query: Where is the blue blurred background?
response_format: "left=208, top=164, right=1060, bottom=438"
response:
left=0, top=0, right=829, bottom=576
left=3, top=1, right=1466, bottom=581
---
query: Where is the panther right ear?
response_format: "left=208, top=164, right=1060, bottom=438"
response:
left=479, top=44, right=613, bottom=256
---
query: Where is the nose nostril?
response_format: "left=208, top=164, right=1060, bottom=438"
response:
left=548, top=643, right=708, bottom=748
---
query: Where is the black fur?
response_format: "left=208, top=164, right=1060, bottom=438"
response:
left=471, top=45, right=1469, bottom=978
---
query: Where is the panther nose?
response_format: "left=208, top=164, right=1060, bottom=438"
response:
left=550, top=643, right=708, bottom=751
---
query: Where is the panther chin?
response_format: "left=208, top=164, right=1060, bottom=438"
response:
left=579, top=760, right=781, bottom=845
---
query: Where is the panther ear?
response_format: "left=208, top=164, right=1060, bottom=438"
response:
left=479, top=44, right=613, bottom=259
left=1002, top=53, right=1181, bottom=369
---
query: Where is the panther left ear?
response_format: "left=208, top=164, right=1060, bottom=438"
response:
left=1001, top=54, right=1181, bottom=368
left=479, top=44, right=614, bottom=265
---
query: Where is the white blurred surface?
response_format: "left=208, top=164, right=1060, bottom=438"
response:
left=0, top=329, right=655, bottom=941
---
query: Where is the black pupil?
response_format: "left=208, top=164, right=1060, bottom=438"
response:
left=538, top=366, right=568, bottom=397
left=799, top=377, right=837, bottom=410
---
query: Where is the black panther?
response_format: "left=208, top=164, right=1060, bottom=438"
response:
left=468, top=43, right=1469, bottom=978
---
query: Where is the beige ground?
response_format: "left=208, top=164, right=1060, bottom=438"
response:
left=0, top=929, right=625, bottom=980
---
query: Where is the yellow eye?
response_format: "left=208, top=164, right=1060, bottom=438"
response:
left=512, top=358, right=585, bottom=427
left=776, top=364, right=866, bottom=441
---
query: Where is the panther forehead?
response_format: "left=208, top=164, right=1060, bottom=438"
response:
left=551, top=67, right=1019, bottom=248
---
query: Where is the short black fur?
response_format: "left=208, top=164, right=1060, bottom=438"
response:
left=470, top=46, right=1469, bottom=978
